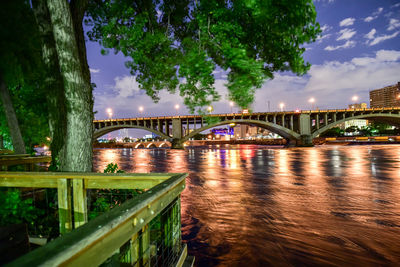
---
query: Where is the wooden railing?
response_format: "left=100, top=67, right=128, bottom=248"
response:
left=0, top=154, right=51, bottom=171
left=1, top=172, right=189, bottom=266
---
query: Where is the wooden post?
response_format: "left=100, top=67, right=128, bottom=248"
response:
left=57, top=179, right=72, bottom=234
left=130, top=232, right=140, bottom=267
left=73, top=179, right=87, bottom=228
left=141, top=224, right=150, bottom=266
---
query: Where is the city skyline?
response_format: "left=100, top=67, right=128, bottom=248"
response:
left=87, top=0, right=400, bottom=120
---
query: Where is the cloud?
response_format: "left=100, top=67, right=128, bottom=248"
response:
left=337, top=28, right=356, bottom=40
left=112, top=75, right=141, bottom=98
left=364, top=29, right=376, bottom=39
left=388, top=19, right=400, bottom=31
left=320, top=24, right=332, bottom=32
left=90, top=68, right=100, bottom=73
left=339, top=18, right=355, bottom=27
left=253, top=50, right=400, bottom=111
left=364, top=16, right=375, bottom=22
left=392, top=3, right=400, bottom=8
left=317, top=33, right=331, bottom=43
left=367, top=31, right=400, bottom=46
left=325, top=40, right=356, bottom=51
left=363, top=7, right=384, bottom=22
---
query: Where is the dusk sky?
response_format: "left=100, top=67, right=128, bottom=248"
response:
left=86, top=0, right=400, bottom=122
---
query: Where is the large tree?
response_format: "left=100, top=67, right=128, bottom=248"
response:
left=87, top=0, right=320, bottom=112
left=4, top=0, right=319, bottom=171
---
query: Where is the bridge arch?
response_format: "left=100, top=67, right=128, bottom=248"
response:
left=93, top=125, right=170, bottom=140
left=159, top=142, right=169, bottom=148
left=135, top=143, right=145, bottom=149
left=181, top=119, right=300, bottom=142
left=146, top=143, right=157, bottom=148
left=312, top=113, right=400, bottom=138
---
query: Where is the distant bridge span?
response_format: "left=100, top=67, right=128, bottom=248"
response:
left=93, top=107, right=400, bottom=148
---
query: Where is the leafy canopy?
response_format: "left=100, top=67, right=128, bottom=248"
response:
left=86, top=0, right=320, bottom=113
left=0, top=0, right=49, bottom=151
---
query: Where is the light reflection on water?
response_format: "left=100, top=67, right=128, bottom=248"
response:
left=93, top=145, right=400, bottom=266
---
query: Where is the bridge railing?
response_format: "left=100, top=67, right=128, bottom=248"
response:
left=1, top=172, right=188, bottom=266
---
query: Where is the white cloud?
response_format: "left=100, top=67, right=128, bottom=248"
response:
left=363, top=7, right=384, bottom=22
left=254, top=50, right=400, bottom=111
left=337, top=28, right=356, bottom=40
left=367, top=31, right=400, bottom=46
left=392, top=3, right=400, bottom=8
left=388, top=19, right=400, bottom=31
left=325, top=40, right=356, bottom=51
left=320, top=24, right=332, bottom=32
left=317, top=33, right=331, bottom=43
left=90, top=68, right=100, bottom=73
left=113, top=75, right=141, bottom=98
left=364, top=16, right=375, bottom=22
left=339, top=18, right=355, bottom=27
left=364, top=29, right=376, bottom=39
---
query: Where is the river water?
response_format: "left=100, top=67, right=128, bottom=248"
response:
left=93, top=145, right=400, bottom=266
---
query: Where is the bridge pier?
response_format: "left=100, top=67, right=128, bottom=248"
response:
left=297, top=114, right=314, bottom=147
left=171, top=138, right=184, bottom=149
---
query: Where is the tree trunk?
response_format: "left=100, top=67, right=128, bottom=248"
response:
left=0, top=72, right=26, bottom=154
left=46, top=0, right=93, bottom=172
left=32, top=0, right=67, bottom=170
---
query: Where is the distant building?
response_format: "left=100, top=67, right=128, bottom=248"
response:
left=348, top=103, right=367, bottom=109
left=369, top=82, right=400, bottom=108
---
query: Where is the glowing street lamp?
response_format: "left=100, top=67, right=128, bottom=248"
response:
left=207, top=106, right=213, bottom=114
left=106, top=108, right=113, bottom=119
left=138, top=106, right=144, bottom=115
left=175, top=104, right=179, bottom=115
left=309, top=97, right=315, bottom=110
left=352, top=95, right=358, bottom=102
left=279, top=102, right=284, bottom=112
left=229, top=101, right=234, bottom=113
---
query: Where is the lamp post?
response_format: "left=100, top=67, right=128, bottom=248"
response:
left=207, top=106, right=213, bottom=114
left=309, top=97, right=315, bottom=110
left=279, top=102, right=284, bottom=112
left=138, top=106, right=144, bottom=116
left=175, top=104, right=179, bottom=115
left=352, top=95, right=358, bottom=102
left=106, top=108, right=113, bottom=119
left=229, top=101, right=234, bottom=113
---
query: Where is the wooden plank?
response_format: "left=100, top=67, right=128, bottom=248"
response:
left=0, top=171, right=176, bottom=180
left=0, top=177, right=57, bottom=188
left=9, top=174, right=187, bottom=267
left=73, top=179, right=87, bottom=228
left=58, top=179, right=72, bottom=234
left=140, top=224, right=150, bottom=266
left=130, top=233, right=140, bottom=267
left=0, top=156, right=51, bottom=166
left=86, top=178, right=166, bottom=190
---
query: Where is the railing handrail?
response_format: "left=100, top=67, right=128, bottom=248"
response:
left=8, top=173, right=187, bottom=267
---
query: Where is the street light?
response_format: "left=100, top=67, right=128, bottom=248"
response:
left=138, top=106, right=144, bottom=115
left=352, top=95, right=358, bottom=102
left=309, top=97, right=315, bottom=110
left=279, top=102, right=284, bottom=112
left=207, top=106, right=213, bottom=114
left=175, top=104, right=179, bottom=115
left=106, top=108, right=113, bottom=119
left=229, top=101, right=234, bottom=113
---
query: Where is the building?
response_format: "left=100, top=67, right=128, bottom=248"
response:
left=348, top=103, right=367, bottom=109
left=369, top=82, right=400, bottom=108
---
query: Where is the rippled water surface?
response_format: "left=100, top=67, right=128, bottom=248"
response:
left=93, top=145, right=400, bottom=266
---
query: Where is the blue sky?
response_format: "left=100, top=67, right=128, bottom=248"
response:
left=86, top=0, right=400, bottom=121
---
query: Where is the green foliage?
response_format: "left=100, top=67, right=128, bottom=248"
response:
left=204, top=115, right=221, bottom=125
left=86, top=0, right=320, bottom=112
left=0, top=189, right=43, bottom=227
left=104, top=162, right=125, bottom=173
left=320, top=127, right=343, bottom=137
left=89, top=163, right=143, bottom=220
left=0, top=0, right=49, bottom=152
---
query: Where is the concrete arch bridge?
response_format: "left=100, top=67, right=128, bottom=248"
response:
left=93, top=107, right=400, bottom=148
